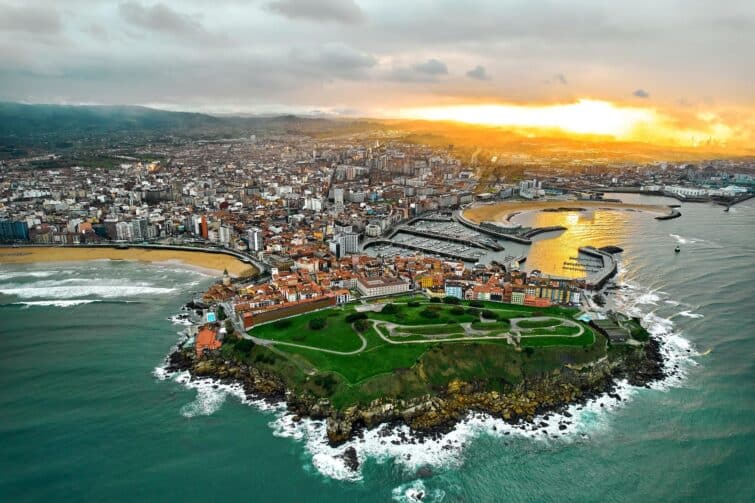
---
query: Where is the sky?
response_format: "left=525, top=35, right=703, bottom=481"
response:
left=1, top=0, right=754, bottom=147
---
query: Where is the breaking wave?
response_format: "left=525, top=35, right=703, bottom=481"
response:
left=0, top=284, right=176, bottom=299
left=13, top=299, right=101, bottom=307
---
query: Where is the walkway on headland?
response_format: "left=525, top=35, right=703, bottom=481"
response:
left=243, top=314, right=585, bottom=355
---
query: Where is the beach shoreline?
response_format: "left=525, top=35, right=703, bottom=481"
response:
left=0, top=246, right=257, bottom=278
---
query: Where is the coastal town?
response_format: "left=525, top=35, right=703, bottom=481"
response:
left=1, top=130, right=753, bottom=349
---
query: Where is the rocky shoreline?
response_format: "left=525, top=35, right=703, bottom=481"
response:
left=164, top=335, right=666, bottom=450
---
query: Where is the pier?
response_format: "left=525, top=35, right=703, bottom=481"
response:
left=453, top=210, right=533, bottom=244
left=578, top=246, right=618, bottom=289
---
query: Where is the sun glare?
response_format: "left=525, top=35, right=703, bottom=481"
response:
left=400, top=99, right=657, bottom=138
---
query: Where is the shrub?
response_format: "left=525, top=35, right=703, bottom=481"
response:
left=224, top=319, right=235, bottom=337
left=442, top=296, right=461, bottom=305
left=235, top=338, right=255, bottom=353
left=469, top=300, right=484, bottom=308
left=407, top=300, right=421, bottom=307
left=273, top=319, right=292, bottom=329
left=420, top=309, right=439, bottom=320
left=345, top=312, right=368, bottom=323
left=429, top=297, right=441, bottom=303
left=381, top=303, right=400, bottom=315
left=481, top=309, right=498, bottom=320
left=524, top=347, right=535, bottom=357
left=354, top=319, right=370, bottom=333
left=450, top=305, right=466, bottom=316
left=308, top=317, right=326, bottom=330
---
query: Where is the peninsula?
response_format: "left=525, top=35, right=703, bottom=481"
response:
left=167, top=274, right=664, bottom=446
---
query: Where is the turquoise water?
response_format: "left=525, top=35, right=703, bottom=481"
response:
left=1, top=198, right=753, bottom=502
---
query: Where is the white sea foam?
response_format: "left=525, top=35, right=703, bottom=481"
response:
left=392, top=480, right=445, bottom=502
left=169, top=314, right=194, bottom=326
left=0, top=270, right=68, bottom=280
left=0, top=284, right=176, bottom=299
left=635, top=292, right=661, bottom=305
left=13, top=299, right=100, bottom=307
left=678, top=310, right=704, bottom=319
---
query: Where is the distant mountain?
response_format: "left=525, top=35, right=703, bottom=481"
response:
left=0, top=102, right=230, bottom=138
left=0, top=103, right=375, bottom=147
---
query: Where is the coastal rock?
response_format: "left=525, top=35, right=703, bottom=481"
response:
left=171, top=329, right=667, bottom=447
left=339, top=447, right=360, bottom=472
left=327, top=417, right=355, bottom=446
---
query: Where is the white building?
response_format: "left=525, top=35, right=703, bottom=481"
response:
left=248, top=227, right=264, bottom=252
left=334, top=187, right=344, bottom=206
left=115, top=221, right=132, bottom=241
left=338, top=231, right=360, bottom=254
left=218, top=226, right=232, bottom=246
left=357, top=276, right=410, bottom=297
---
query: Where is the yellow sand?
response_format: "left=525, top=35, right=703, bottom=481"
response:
left=463, top=199, right=673, bottom=223
left=0, top=247, right=257, bottom=278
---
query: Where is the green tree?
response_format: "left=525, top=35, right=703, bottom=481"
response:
left=381, top=303, right=399, bottom=315
left=224, top=319, right=235, bottom=337
left=450, top=305, right=465, bottom=316
left=309, top=317, right=327, bottom=330
left=354, top=319, right=370, bottom=333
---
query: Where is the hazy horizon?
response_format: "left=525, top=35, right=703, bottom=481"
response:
left=2, top=0, right=754, bottom=149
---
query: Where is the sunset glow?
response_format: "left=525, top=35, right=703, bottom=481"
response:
left=398, top=99, right=741, bottom=148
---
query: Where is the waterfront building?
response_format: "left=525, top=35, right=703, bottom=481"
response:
left=0, top=220, right=30, bottom=242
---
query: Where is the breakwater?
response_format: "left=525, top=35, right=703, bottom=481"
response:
left=453, top=210, right=533, bottom=244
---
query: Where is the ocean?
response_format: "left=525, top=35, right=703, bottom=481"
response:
left=1, top=195, right=753, bottom=502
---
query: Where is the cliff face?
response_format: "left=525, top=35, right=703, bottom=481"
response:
left=166, top=339, right=664, bottom=446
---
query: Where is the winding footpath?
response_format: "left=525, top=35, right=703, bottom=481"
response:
left=243, top=315, right=585, bottom=355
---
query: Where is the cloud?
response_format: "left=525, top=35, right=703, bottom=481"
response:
left=466, top=65, right=490, bottom=80
left=119, top=1, right=208, bottom=38
left=412, top=58, right=448, bottom=75
left=265, top=0, right=364, bottom=24
left=633, top=88, right=650, bottom=98
left=0, top=4, right=62, bottom=34
left=290, top=43, right=377, bottom=79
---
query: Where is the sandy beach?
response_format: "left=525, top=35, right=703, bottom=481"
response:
left=0, top=246, right=257, bottom=278
left=463, top=199, right=674, bottom=223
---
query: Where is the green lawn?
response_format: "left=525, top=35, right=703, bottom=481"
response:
left=273, top=325, right=429, bottom=383
left=250, top=309, right=363, bottom=352
left=368, top=304, right=478, bottom=325
left=520, top=326, right=596, bottom=347
left=623, top=318, right=650, bottom=342
left=245, top=299, right=596, bottom=394
left=518, top=318, right=563, bottom=329
left=470, top=320, right=511, bottom=331
left=395, top=323, right=466, bottom=336
left=522, top=325, right=581, bottom=336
